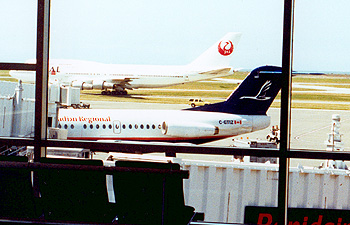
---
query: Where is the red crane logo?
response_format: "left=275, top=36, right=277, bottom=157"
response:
left=218, top=40, right=234, bottom=56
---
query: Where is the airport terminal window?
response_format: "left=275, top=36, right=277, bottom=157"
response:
left=286, top=1, right=350, bottom=219
left=0, top=2, right=36, bottom=63
left=1, top=0, right=285, bottom=224
left=3, top=0, right=350, bottom=224
left=291, top=1, right=350, bottom=151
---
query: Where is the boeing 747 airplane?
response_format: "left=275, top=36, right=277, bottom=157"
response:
left=57, top=66, right=282, bottom=144
left=10, top=32, right=242, bottom=95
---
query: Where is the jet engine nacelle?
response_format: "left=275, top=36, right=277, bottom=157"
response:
left=161, top=121, right=219, bottom=138
left=71, top=80, right=115, bottom=90
left=71, top=81, right=93, bottom=90
left=91, top=80, right=114, bottom=89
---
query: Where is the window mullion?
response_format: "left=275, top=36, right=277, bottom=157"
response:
left=34, top=0, right=50, bottom=161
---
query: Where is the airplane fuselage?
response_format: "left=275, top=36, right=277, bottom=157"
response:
left=57, top=109, right=270, bottom=144
left=55, top=65, right=282, bottom=144
left=10, top=64, right=232, bottom=89
left=9, top=32, right=242, bottom=94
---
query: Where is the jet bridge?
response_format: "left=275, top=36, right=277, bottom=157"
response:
left=0, top=80, right=85, bottom=154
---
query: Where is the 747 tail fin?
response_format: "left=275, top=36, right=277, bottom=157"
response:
left=188, top=32, right=242, bottom=71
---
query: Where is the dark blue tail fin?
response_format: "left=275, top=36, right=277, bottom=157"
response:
left=187, top=65, right=282, bottom=115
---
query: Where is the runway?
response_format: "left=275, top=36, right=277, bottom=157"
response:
left=87, top=100, right=350, bottom=167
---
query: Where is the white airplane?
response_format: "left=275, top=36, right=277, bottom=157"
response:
left=57, top=66, right=282, bottom=144
left=10, top=32, right=242, bottom=95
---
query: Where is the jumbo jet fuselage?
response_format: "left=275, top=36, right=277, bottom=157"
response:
left=11, top=63, right=232, bottom=88
left=53, top=63, right=233, bottom=88
left=9, top=32, right=242, bottom=95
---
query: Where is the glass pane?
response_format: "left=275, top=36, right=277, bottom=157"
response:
left=245, top=159, right=350, bottom=225
left=0, top=0, right=37, bottom=62
left=47, top=2, right=285, bottom=223
left=286, top=158, right=350, bottom=225
left=0, top=80, right=35, bottom=139
left=49, top=0, right=284, bottom=152
left=0, top=1, right=37, bottom=141
left=182, top=156, right=280, bottom=223
left=292, top=0, right=350, bottom=151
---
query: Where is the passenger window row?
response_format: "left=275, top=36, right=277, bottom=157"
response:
left=58, top=123, right=162, bottom=130
left=123, top=124, right=161, bottom=130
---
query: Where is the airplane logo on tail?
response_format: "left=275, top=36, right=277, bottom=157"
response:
left=218, top=40, right=234, bottom=56
left=240, top=80, right=272, bottom=100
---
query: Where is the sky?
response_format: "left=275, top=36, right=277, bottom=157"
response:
left=1, top=0, right=350, bottom=72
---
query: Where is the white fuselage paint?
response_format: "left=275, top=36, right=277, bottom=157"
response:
left=10, top=63, right=232, bottom=89
left=10, top=33, right=242, bottom=90
left=57, top=109, right=270, bottom=143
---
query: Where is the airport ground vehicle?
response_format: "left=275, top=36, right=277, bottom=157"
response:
left=188, top=98, right=210, bottom=107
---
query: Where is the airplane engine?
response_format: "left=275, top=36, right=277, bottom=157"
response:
left=90, top=80, right=114, bottom=89
left=161, top=121, right=219, bottom=138
left=71, top=81, right=93, bottom=90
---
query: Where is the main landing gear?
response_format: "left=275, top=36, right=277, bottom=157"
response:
left=101, top=89, right=128, bottom=95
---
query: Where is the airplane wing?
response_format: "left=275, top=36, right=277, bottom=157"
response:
left=97, top=77, right=137, bottom=90
left=109, top=77, right=135, bottom=90
left=198, top=68, right=233, bottom=75
left=70, top=76, right=137, bottom=93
